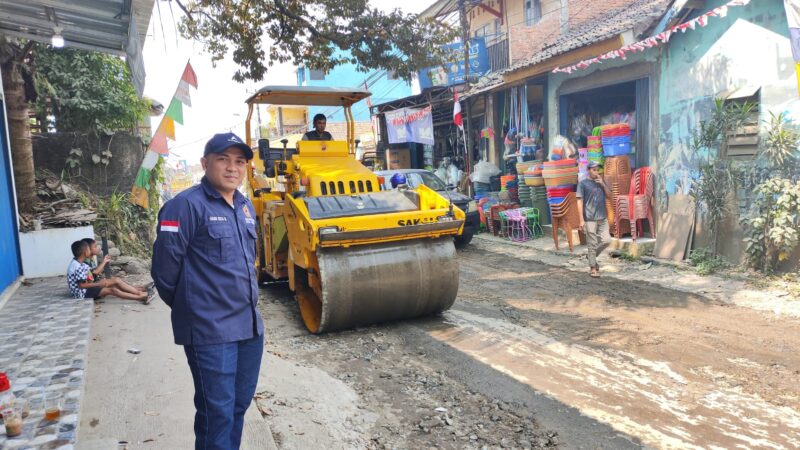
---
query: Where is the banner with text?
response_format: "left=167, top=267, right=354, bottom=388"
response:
left=385, top=106, right=434, bottom=146
left=418, top=38, right=491, bottom=89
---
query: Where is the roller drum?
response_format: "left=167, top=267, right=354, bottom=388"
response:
left=305, top=238, right=459, bottom=333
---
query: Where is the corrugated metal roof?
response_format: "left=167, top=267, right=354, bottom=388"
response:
left=503, top=0, right=671, bottom=75
left=0, top=0, right=153, bottom=94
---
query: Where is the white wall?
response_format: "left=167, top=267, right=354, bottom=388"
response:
left=19, top=225, right=94, bottom=278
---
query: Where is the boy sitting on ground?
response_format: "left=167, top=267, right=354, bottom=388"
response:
left=67, top=240, right=154, bottom=304
left=81, top=238, right=152, bottom=292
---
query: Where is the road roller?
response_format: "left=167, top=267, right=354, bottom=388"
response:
left=244, top=86, right=464, bottom=333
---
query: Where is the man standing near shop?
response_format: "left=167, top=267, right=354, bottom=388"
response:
left=577, top=161, right=613, bottom=278
left=152, top=132, right=263, bottom=450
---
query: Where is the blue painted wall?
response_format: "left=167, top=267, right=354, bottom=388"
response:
left=297, top=52, right=412, bottom=126
left=0, top=97, right=21, bottom=292
left=658, top=0, right=797, bottom=196
left=657, top=0, right=797, bottom=260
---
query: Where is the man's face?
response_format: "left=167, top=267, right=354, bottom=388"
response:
left=83, top=245, right=93, bottom=260
left=315, top=118, right=326, bottom=133
left=588, top=167, right=600, bottom=180
left=90, top=243, right=100, bottom=256
left=201, top=147, right=248, bottom=194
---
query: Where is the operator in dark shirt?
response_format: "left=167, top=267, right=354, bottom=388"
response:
left=302, top=113, right=333, bottom=141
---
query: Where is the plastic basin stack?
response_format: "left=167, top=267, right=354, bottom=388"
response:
left=601, top=124, right=631, bottom=157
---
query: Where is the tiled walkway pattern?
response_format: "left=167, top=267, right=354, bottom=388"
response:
left=0, top=278, right=92, bottom=450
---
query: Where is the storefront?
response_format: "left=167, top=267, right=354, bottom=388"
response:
left=373, top=87, right=465, bottom=171
left=553, top=62, right=657, bottom=170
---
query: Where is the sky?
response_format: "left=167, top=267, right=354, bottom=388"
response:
left=142, top=0, right=435, bottom=166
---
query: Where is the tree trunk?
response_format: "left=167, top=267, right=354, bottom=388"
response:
left=1, top=59, right=37, bottom=213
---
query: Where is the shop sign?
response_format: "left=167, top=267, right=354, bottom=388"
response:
left=418, top=38, right=491, bottom=89
left=385, top=106, right=434, bottom=145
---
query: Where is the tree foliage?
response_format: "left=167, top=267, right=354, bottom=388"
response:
left=175, top=0, right=458, bottom=82
left=32, top=45, right=150, bottom=133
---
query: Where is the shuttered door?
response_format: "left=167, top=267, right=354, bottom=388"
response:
left=0, top=97, right=21, bottom=292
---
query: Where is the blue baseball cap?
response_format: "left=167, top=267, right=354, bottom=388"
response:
left=204, top=132, right=253, bottom=159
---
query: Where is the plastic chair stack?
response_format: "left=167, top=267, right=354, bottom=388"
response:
left=603, top=155, right=632, bottom=236
left=504, top=208, right=532, bottom=242
left=490, top=204, right=519, bottom=237
left=547, top=193, right=586, bottom=252
left=614, top=167, right=656, bottom=241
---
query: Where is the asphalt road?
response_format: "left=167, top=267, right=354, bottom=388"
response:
left=257, top=244, right=800, bottom=449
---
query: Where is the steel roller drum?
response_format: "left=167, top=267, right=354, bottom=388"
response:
left=297, top=238, right=459, bottom=333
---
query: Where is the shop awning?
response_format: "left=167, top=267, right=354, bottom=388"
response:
left=0, top=0, right=153, bottom=95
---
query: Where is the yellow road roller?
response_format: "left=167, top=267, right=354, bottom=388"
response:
left=244, top=86, right=464, bottom=333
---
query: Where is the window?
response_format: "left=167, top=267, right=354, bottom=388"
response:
left=474, top=20, right=501, bottom=45
left=525, top=0, right=542, bottom=26
left=474, top=22, right=491, bottom=38
left=296, top=68, right=305, bottom=85
left=309, top=69, right=325, bottom=81
left=724, top=87, right=760, bottom=160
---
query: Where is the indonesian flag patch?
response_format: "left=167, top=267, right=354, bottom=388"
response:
left=160, top=220, right=180, bottom=232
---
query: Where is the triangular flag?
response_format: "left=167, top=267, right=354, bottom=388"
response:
left=140, top=150, right=160, bottom=170
left=150, top=131, right=169, bottom=154
left=159, top=116, right=176, bottom=140
left=166, top=98, right=184, bottom=125
left=175, top=80, right=192, bottom=107
left=134, top=167, right=151, bottom=188
left=795, top=62, right=800, bottom=95
left=131, top=186, right=149, bottom=208
left=453, top=91, right=463, bottom=129
left=181, top=62, right=198, bottom=88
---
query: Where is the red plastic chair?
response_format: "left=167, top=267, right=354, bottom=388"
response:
left=614, top=167, right=655, bottom=241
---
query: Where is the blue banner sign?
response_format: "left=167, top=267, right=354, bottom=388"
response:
left=385, top=106, right=434, bottom=145
left=418, top=38, right=491, bottom=89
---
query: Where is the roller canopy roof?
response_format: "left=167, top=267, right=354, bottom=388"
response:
left=246, top=86, right=372, bottom=107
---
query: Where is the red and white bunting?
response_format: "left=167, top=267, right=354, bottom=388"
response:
left=552, top=0, right=750, bottom=75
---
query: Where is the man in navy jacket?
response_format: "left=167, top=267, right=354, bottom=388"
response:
left=152, top=132, right=263, bottom=450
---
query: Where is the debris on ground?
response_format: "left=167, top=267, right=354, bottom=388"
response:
left=19, top=169, right=97, bottom=232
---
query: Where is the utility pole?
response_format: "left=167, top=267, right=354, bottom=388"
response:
left=459, top=0, right=473, bottom=193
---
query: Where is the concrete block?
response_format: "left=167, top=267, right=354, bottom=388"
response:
left=18, top=225, right=94, bottom=278
left=609, top=237, right=656, bottom=258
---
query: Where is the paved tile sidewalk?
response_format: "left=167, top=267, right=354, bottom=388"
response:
left=0, top=277, right=90, bottom=450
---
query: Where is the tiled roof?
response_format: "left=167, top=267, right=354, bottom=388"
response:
left=503, top=0, right=672, bottom=74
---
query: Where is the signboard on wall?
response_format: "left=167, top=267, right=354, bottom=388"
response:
left=418, top=38, right=491, bottom=89
left=384, top=106, right=434, bottom=145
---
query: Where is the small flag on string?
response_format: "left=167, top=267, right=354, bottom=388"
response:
left=159, top=116, right=176, bottom=140
left=166, top=98, right=184, bottom=125
left=786, top=0, right=800, bottom=94
left=150, top=132, right=169, bottom=154
left=480, top=127, right=495, bottom=139
left=140, top=150, right=160, bottom=170
left=175, top=80, right=193, bottom=107
left=453, top=91, right=463, bottom=129
left=181, top=62, right=198, bottom=88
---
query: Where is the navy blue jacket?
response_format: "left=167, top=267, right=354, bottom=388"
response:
left=152, top=177, right=264, bottom=345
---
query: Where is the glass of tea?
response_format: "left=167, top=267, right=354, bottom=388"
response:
left=44, top=392, right=62, bottom=421
left=3, top=407, right=23, bottom=437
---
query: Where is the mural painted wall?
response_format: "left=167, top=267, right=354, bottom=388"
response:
left=657, top=0, right=797, bottom=261
left=658, top=0, right=798, bottom=198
